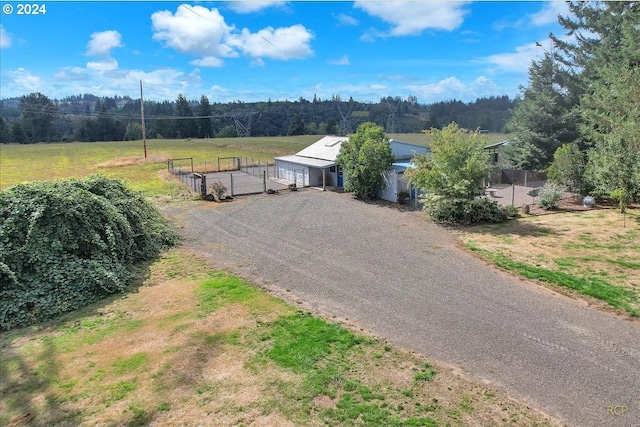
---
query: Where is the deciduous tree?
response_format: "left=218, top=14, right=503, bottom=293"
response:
left=336, top=122, right=394, bottom=200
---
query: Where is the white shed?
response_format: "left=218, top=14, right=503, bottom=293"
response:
left=275, top=135, right=429, bottom=201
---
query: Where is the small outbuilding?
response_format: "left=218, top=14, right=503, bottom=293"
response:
left=275, top=136, right=429, bottom=202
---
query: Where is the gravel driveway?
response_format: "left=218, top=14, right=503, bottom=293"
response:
left=163, top=189, right=640, bottom=427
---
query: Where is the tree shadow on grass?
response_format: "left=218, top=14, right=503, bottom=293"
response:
left=351, top=195, right=420, bottom=213
left=456, top=220, right=559, bottom=238
left=0, top=259, right=155, bottom=426
left=1, top=330, right=72, bottom=426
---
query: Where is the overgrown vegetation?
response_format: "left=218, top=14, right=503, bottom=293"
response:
left=0, top=175, right=178, bottom=330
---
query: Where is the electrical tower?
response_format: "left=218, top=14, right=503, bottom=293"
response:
left=336, top=100, right=354, bottom=135
left=231, top=111, right=261, bottom=137
left=386, top=99, right=399, bottom=134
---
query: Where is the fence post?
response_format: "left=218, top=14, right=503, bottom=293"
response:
left=200, top=175, right=207, bottom=198
left=263, top=171, right=266, bottom=193
left=230, top=173, right=234, bottom=197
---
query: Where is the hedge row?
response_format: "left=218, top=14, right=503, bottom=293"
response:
left=0, top=175, right=179, bottom=330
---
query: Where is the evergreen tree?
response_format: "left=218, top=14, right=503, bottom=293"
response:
left=504, top=53, right=579, bottom=171
left=19, top=92, right=58, bottom=143
left=174, top=94, right=196, bottom=138
left=287, top=114, right=306, bottom=136
left=579, top=5, right=640, bottom=200
left=197, top=95, right=213, bottom=138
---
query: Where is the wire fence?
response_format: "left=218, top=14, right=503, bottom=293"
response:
left=167, top=157, right=287, bottom=197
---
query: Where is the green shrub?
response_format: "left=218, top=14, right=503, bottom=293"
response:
left=537, top=181, right=565, bottom=210
left=0, top=175, right=178, bottom=330
left=424, top=196, right=508, bottom=224
left=397, top=190, right=410, bottom=204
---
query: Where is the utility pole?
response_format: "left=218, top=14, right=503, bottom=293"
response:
left=140, top=80, right=147, bottom=158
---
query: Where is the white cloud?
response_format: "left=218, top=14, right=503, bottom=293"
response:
left=54, top=67, right=90, bottom=82
left=86, top=57, right=119, bottom=72
left=354, top=1, right=470, bottom=37
left=226, top=1, right=288, bottom=14
left=86, top=30, right=122, bottom=56
left=152, top=5, right=237, bottom=62
left=328, top=54, right=350, bottom=66
left=151, top=5, right=312, bottom=66
left=482, top=41, right=547, bottom=74
left=0, top=25, right=11, bottom=49
left=529, top=2, right=570, bottom=27
left=334, top=13, right=359, bottom=26
left=494, top=2, right=570, bottom=31
left=190, top=57, right=225, bottom=67
left=406, top=76, right=502, bottom=103
left=3, top=68, right=42, bottom=94
left=231, top=25, right=313, bottom=60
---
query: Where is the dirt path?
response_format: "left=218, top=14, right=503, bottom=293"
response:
left=162, top=190, right=640, bottom=427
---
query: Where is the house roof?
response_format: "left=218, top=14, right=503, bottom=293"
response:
left=273, top=154, right=336, bottom=169
left=295, top=135, right=347, bottom=161
left=484, top=140, right=510, bottom=150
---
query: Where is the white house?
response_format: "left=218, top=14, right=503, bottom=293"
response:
left=274, top=136, right=429, bottom=202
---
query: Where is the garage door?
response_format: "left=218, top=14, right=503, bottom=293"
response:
left=277, top=162, right=308, bottom=186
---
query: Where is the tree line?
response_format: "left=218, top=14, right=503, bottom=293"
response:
left=0, top=93, right=515, bottom=144
left=504, top=1, right=639, bottom=203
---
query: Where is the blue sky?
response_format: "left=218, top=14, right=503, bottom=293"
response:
left=0, top=1, right=570, bottom=104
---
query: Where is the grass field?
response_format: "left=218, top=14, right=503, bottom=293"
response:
left=0, top=134, right=565, bottom=426
left=0, top=136, right=319, bottom=195
left=460, top=208, right=640, bottom=317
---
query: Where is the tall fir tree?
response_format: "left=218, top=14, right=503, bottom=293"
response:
left=504, top=53, right=579, bottom=171
left=174, top=94, right=196, bottom=139
left=197, top=95, right=213, bottom=138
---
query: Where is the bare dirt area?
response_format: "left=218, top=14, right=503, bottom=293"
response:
left=160, top=189, right=640, bottom=427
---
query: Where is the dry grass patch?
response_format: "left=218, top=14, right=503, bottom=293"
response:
left=95, top=153, right=170, bottom=168
left=460, top=208, right=640, bottom=316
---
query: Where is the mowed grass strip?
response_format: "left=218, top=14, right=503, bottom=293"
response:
left=0, top=247, right=562, bottom=427
left=461, top=208, right=640, bottom=317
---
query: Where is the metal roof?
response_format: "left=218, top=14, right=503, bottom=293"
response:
left=274, top=155, right=336, bottom=168
left=484, top=140, right=510, bottom=150
left=295, top=135, right=347, bottom=161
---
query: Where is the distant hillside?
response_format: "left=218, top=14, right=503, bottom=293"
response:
left=0, top=93, right=514, bottom=144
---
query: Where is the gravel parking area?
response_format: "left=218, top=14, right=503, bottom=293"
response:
left=163, top=190, right=640, bottom=427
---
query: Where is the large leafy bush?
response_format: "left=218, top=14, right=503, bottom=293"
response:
left=424, top=196, right=511, bottom=224
left=0, top=175, right=178, bottom=330
left=537, top=181, right=565, bottom=210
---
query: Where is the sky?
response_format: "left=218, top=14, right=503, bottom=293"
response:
left=0, top=1, right=571, bottom=104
